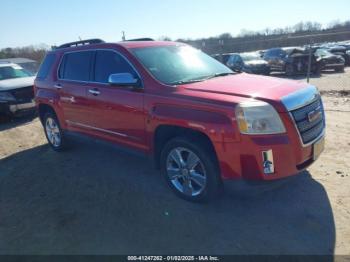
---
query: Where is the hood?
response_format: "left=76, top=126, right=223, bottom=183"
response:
left=181, top=73, right=309, bottom=111
left=245, top=60, right=267, bottom=66
left=322, top=54, right=344, bottom=61
left=317, top=54, right=334, bottom=59
left=0, top=76, right=35, bottom=91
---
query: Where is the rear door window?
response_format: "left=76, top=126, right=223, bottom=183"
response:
left=59, top=51, right=93, bottom=81
left=94, top=50, right=136, bottom=83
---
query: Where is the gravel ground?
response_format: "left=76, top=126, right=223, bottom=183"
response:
left=273, top=67, right=350, bottom=92
left=0, top=70, right=349, bottom=255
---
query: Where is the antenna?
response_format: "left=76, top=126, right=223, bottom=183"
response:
left=122, top=31, right=126, bottom=41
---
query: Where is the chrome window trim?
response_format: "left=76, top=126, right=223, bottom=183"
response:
left=56, top=48, right=144, bottom=88
left=282, top=85, right=325, bottom=147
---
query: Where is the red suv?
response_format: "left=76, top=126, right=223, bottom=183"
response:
left=34, top=39, right=326, bottom=202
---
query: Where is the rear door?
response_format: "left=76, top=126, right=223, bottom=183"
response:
left=56, top=51, right=93, bottom=128
left=85, top=50, right=146, bottom=150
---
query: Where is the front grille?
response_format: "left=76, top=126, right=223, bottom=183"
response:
left=10, top=86, right=34, bottom=103
left=290, top=97, right=325, bottom=144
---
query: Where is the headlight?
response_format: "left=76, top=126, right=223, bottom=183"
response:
left=235, top=101, right=286, bottom=134
left=0, top=92, right=16, bottom=102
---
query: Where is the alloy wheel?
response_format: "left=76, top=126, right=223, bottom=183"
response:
left=45, top=117, right=61, bottom=147
left=166, top=147, right=207, bottom=196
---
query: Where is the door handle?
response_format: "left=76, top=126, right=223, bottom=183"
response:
left=88, top=88, right=100, bottom=96
left=54, top=84, right=62, bottom=90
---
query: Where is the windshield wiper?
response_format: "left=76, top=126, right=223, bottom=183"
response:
left=169, top=72, right=235, bottom=85
left=169, top=79, right=205, bottom=85
left=205, top=72, right=235, bottom=80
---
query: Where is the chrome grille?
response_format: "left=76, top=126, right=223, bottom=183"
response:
left=290, top=98, right=325, bottom=144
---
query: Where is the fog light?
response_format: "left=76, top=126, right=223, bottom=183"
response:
left=262, top=150, right=274, bottom=174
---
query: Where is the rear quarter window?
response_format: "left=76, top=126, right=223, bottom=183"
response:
left=36, top=54, right=56, bottom=79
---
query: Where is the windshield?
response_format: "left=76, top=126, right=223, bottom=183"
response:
left=132, top=45, right=233, bottom=85
left=316, top=49, right=332, bottom=56
left=240, top=53, right=261, bottom=61
left=0, top=65, right=34, bottom=81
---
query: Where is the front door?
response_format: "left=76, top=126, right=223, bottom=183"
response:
left=85, top=50, right=146, bottom=151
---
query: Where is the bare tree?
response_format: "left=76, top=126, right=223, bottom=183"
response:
left=158, top=36, right=172, bottom=41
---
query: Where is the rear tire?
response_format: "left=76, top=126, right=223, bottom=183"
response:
left=43, top=112, right=68, bottom=151
left=160, top=137, right=222, bottom=202
left=285, top=64, right=294, bottom=76
left=313, top=64, right=321, bottom=75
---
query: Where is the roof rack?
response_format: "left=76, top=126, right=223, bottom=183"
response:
left=56, top=38, right=105, bottom=49
left=125, top=38, right=154, bottom=42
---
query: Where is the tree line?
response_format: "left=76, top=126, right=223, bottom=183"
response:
left=1, top=20, right=349, bottom=62
left=168, top=20, right=350, bottom=54
left=0, top=45, right=49, bottom=63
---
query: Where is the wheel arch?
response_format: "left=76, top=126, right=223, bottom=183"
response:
left=153, top=124, right=219, bottom=170
left=38, top=103, right=57, bottom=123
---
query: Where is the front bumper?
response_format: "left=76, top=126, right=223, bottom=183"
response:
left=322, top=63, right=344, bottom=70
left=244, top=66, right=270, bottom=75
left=215, top=132, right=320, bottom=181
left=216, top=85, right=325, bottom=182
left=0, top=100, right=36, bottom=115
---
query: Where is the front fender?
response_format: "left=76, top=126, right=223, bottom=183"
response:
left=148, top=103, right=238, bottom=143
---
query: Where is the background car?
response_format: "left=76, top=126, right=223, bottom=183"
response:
left=212, top=53, right=232, bottom=65
left=323, top=45, right=350, bottom=66
left=0, top=58, right=39, bottom=74
left=226, top=52, right=270, bottom=75
left=0, top=62, right=36, bottom=116
left=263, top=47, right=320, bottom=76
left=314, top=48, right=345, bottom=72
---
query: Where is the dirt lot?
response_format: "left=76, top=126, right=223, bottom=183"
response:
left=0, top=69, right=349, bottom=255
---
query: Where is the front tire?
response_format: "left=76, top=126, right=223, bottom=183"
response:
left=335, top=66, right=345, bottom=73
left=160, top=137, right=222, bottom=202
left=43, top=112, right=67, bottom=151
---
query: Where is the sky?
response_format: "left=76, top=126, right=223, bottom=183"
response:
left=1, top=0, right=349, bottom=48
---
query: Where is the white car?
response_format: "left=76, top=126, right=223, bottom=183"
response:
left=0, top=63, right=36, bottom=116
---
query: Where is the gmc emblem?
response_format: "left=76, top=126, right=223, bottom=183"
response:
left=308, top=106, right=322, bottom=122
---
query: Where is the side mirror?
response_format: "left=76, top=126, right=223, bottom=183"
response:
left=108, top=73, right=139, bottom=87
left=232, top=63, right=242, bottom=73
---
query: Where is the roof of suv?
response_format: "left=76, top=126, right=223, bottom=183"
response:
left=52, top=41, right=184, bottom=54
left=118, top=40, right=180, bottom=49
